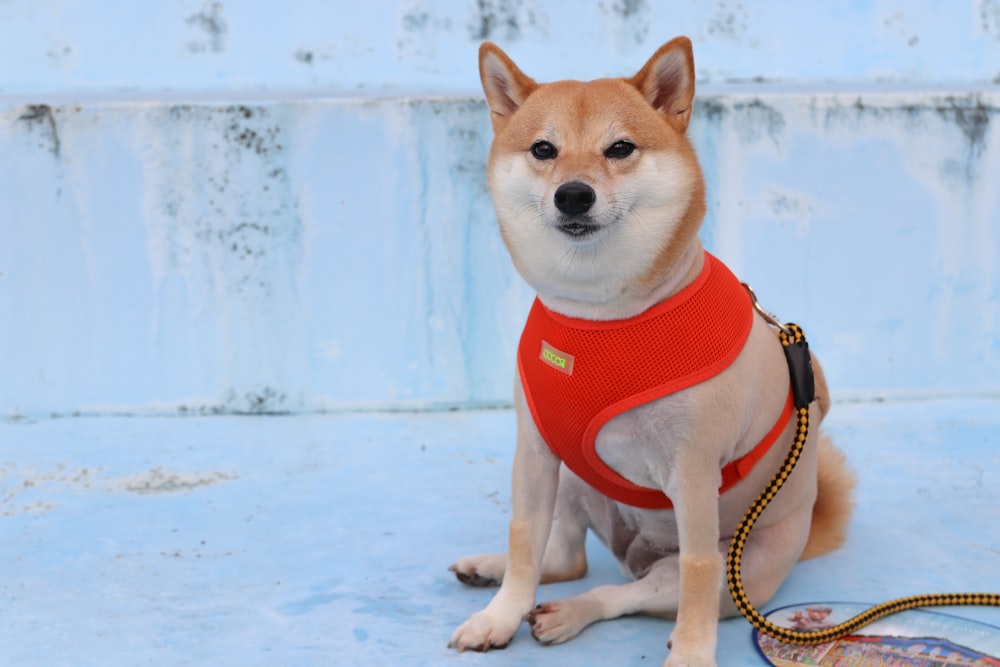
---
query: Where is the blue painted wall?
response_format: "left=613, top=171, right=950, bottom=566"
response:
left=1, top=2, right=998, bottom=416
left=3, top=1, right=1000, bottom=97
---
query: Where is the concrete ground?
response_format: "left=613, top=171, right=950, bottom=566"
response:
left=2, top=398, right=999, bottom=666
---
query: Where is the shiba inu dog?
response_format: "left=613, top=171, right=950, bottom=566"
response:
left=448, top=37, right=855, bottom=666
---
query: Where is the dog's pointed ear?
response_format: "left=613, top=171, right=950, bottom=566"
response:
left=628, top=37, right=696, bottom=132
left=479, top=42, right=538, bottom=131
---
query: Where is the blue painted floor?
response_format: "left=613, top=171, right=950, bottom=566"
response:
left=2, top=398, right=999, bottom=666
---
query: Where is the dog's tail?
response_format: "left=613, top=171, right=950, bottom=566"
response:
left=801, top=433, right=856, bottom=560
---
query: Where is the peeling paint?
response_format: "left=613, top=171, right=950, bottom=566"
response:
left=1, top=463, right=106, bottom=515
left=119, top=467, right=237, bottom=495
left=0, top=463, right=236, bottom=510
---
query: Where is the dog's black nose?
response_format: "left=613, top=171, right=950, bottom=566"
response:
left=554, top=181, right=596, bottom=216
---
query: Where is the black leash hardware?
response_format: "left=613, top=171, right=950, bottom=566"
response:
left=730, top=283, right=1000, bottom=646
left=743, top=283, right=814, bottom=411
left=782, top=330, right=815, bottom=409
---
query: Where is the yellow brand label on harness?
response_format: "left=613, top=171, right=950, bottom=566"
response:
left=540, top=340, right=575, bottom=375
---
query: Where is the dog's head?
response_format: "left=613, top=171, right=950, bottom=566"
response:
left=479, top=37, right=706, bottom=309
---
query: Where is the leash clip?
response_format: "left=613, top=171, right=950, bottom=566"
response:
left=741, top=283, right=791, bottom=335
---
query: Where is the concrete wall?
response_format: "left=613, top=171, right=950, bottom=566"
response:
left=2, top=1, right=999, bottom=417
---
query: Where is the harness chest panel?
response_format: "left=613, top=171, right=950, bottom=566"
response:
left=517, top=252, right=792, bottom=510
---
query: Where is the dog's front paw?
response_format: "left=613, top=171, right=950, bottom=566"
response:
left=663, top=649, right=716, bottom=667
left=448, top=609, right=522, bottom=652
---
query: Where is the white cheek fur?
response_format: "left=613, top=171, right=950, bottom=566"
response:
left=489, top=155, right=544, bottom=230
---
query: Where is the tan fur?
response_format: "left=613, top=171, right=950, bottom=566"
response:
left=627, top=39, right=708, bottom=289
left=801, top=435, right=857, bottom=560
left=450, top=37, right=856, bottom=667
left=799, top=356, right=854, bottom=560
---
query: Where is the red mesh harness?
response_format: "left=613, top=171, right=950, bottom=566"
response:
left=517, top=252, right=794, bottom=510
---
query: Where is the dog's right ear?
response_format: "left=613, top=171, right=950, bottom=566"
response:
left=479, top=42, right=538, bottom=131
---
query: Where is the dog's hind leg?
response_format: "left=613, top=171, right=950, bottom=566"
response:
left=450, top=465, right=590, bottom=587
left=527, top=497, right=817, bottom=646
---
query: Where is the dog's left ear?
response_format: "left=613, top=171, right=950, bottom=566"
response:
left=628, top=36, right=696, bottom=132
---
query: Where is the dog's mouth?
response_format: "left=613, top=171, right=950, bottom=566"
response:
left=556, top=220, right=603, bottom=238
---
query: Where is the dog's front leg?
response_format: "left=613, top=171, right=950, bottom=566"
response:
left=449, top=381, right=561, bottom=652
left=663, top=449, right=723, bottom=667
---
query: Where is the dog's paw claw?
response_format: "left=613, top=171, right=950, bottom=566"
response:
left=448, top=555, right=505, bottom=587
left=452, top=568, right=499, bottom=587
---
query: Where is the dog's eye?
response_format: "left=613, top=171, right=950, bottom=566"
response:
left=605, top=140, right=636, bottom=159
left=530, top=141, right=557, bottom=160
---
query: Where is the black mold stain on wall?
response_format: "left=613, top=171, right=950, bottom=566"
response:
left=732, top=99, right=786, bottom=145
left=177, top=386, right=291, bottom=415
left=155, top=104, right=301, bottom=296
left=609, top=0, right=645, bottom=18
left=938, top=99, right=992, bottom=157
left=293, top=49, right=315, bottom=65
left=396, top=6, right=455, bottom=61
left=469, top=0, right=539, bottom=41
left=440, top=100, right=490, bottom=181
left=601, top=0, right=651, bottom=43
left=823, top=95, right=995, bottom=166
left=145, top=103, right=305, bottom=416
left=223, top=105, right=284, bottom=158
left=18, top=105, right=61, bottom=157
left=692, top=98, right=786, bottom=146
left=981, top=0, right=1000, bottom=40
left=707, top=0, right=749, bottom=42
left=185, top=1, right=228, bottom=53
left=695, top=98, right=728, bottom=125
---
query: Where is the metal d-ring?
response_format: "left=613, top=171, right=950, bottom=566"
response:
left=741, top=283, right=791, bottom=335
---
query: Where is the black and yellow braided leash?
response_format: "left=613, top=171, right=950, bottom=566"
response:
left=727, top=292, right=1000, bottom=646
